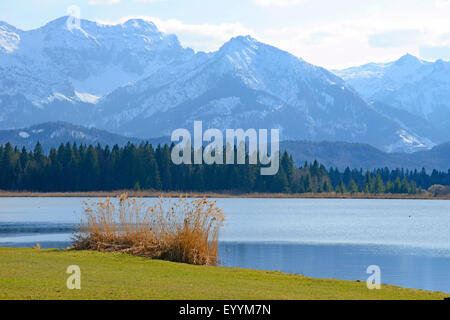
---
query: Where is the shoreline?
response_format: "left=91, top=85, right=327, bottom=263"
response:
left=0, top=190, right=449, bottom=200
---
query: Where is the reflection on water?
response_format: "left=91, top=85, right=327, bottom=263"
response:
left=1, top=197, right=450, bottom=293
left=0, top=222, right=76, bottom=235
left=219, top=242, right=450, bottom=293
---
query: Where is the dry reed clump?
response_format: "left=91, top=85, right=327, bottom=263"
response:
left=72, top=194, right=226, bottom=265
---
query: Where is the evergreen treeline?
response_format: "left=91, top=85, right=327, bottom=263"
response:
left=327, top=166, right=450, bottom=195
left=0, top=142, right=449, bottom=194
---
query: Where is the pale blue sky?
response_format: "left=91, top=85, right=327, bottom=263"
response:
left=2, top=0, right=450, bottom=68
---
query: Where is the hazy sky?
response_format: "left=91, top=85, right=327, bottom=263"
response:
left=2, top=0, right=450, bottom=68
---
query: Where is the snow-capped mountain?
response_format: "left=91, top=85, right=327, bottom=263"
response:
left=0, top=17, right=442, bottom=153
left=0, top=17, right=193, bottom=102
left=335, top=54, right=450, bottom=140
left=96, top=35, right=432, bottom=152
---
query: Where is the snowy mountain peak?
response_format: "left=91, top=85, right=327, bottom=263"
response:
left=37, top=17, right=166, bottom=43
left=40, top=16, right=95, bottom=37
left=0, top=16, right=194, bottom=101
left=41, top=16, right=71, bottom=29
left=232, top=35, right=258, bottom=44
left=336, top=54, right=450, bottom=138
left=396, top=53, right=420, bottom=63
left=219, top=35, right=260, bottom=53
left=121, top=19, right=159, bottom=32
left=393, top=53, right=424, bottom=68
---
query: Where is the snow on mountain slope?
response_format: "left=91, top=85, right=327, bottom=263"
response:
left=0, top=17, right=194, bottom=103
left=0, top=17, right=441, bottom=153
left=0, top=122, right=141, bottom=151
left=369, top=101, right=442, bottom=149
left=96, top=35, right=428, bottom=152
left=335, top=54, right=431, bottom=98
left=0, top=22, right=21, bottom=53
left=0, top=17, right=196, bottom=133
left=335, top=54, right=450, bottom=138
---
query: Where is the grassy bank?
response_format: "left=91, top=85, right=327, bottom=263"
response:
left=0, top=190, right=448, bottom=200
left=0, top=248, right=446, bottom=300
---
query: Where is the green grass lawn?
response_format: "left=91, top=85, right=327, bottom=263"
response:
left=0, top=247, right=447, bottom=300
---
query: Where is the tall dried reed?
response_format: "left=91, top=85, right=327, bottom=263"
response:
left=72, top=194, right=226, bottom=265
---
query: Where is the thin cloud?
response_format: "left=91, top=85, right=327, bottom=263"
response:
left=368, top=30, right=423, bottom=48
left=435, top=0, right=450, bottom=8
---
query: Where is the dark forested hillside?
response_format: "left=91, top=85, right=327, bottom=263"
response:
left=281, top=140, right=450, bottom=171
left=0, top=122, right=142, bottom=151
left=0, top=142, right=448, bottom=194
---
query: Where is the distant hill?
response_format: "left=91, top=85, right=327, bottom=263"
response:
left=409, top=142, right=450, bottom=171
left=281, top=140, right=450, bottom=171
left=0, top=122, right=143, bottom=151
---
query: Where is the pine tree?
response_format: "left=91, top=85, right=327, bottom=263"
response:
left=0, top=143, right=14, bottom=190
left=364, top=171, right=372, bottom=194
left=336, top=178, right=346, bottom=194
left=374, top=174, right=385, bottom=194
left=348, top=179, right=358, bottom=194
left=394, top=177, right=402, bottom=194
left=305, top=174, right=314, bottom=193
left=409, top=181, right=417, bottom=194
left=401, top=177, right=410, bottom=194
left=322, top=179, right=333, bottom=193
left=385, top=180, right=393, bottom=193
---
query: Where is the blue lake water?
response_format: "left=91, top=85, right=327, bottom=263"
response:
left=1, top=197, right=450, bottom=293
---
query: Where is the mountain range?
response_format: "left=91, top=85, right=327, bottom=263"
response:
left=0, top=17, right=449, bottom=154
left=281, top=140, right=450, bottom=171
left=0, top=122, right=141, bottom=151
left=335, top=55, right=450, bottom=144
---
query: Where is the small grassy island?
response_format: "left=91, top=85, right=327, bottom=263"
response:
left=0, top=247, right=446, bottom=300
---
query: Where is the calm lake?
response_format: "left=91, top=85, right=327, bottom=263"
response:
left=1, top=197, right=450, bottom=293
